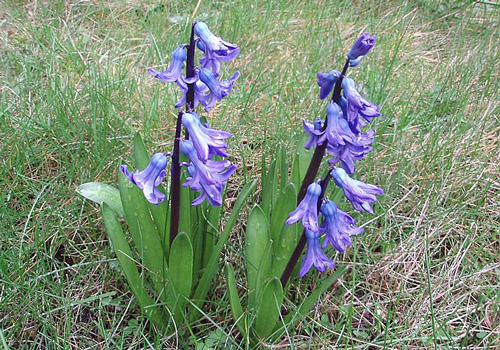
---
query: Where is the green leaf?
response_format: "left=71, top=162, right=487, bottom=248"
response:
left=246, top=205, right=270, bottom=309
left=77, top=182, right=124, bottom=217
left=167, top=232, right=193, bottom=326
left=273, top=223, right=299, bottom=279
left=297, top=133, right=313, bottom=180
left=119, top=172, right=169, bottom=301
left=290, top=153, right=301, bottom=191
left=101, top=203, right=166, bottom=327
left=225, top=263, right=246, bottom=336
left=190, top=180, right=257, bottom=321
left=261, top=160, right=276, bottom=219
left=178, top=155, right=193, bottom=238
left=269, top=183, right=296, bottom=251
left=132, top=133, right=169, bottom=251
left=254, top=278, right=283, bottom=339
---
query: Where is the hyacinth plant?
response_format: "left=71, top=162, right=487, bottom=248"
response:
left=225, top=32, right=384, bottom=343
left=77, top=22, right=256, bottom=332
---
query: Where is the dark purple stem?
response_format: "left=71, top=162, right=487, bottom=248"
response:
left=169, top=23, right=197, bottom=247
left=169, top=110, right=184, bottom=246
left=280, top=58, right=350, bottom=287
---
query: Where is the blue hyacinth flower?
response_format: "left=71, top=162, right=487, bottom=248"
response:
left=342, top=78, right=380, bottom=124
left=285, top=182, right=322, bottom=232
left=327, top=130, right=374, bottom=174
left=303, top=118, right=324, bottom=150
left=317, top=70, right=340, bottom=100
left=180, top=140, right=236, bottom=206
left=195, top=21, right=240, bottom=76
left=198, top=68, right=240, bottom=111
left=318, top=102, right=356, bottom=148
left=120, top=153, right=169, bottom=205
left=148, top=45, right=186, bottom=83
left=181, top=112, right=232, bottom=162
left=347, top=32, right=376, bottom=63
left=300, top=229, right=336, bottom=278
left=332, top=167, right=383, bottom=214
left=320, top=199, right=364, bottom=252
left=186, top=162, right=227, bottom=206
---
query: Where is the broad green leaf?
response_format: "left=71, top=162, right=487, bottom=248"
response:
left=273, top=223, right=299, bottom=279
left=254, top=278, right=283, bottom=339
left=245, top=205, right=270, bottom=309
left=190, top=180, right=257, bottom=321
left=101, top=203, right=166, bottom=327
left=269, top=183, right=296, bottom=247
left=254, top=241, right=273, bottom=311
left=278, top=143, right=288, bottom=191
left=297, top=133, right=313, bottom=180
left=261, top=160, right=276, bottom=219
left=203, top=203, right=222, bottom=269
left=178, top=157, right=193, bottom=238
left=168, top=232, right=193, bottom=326
left=77, top=182, right=124, bottom=216
left=225, top=263, right=246, bottom=336
left=132, top=133, right=169, bottom=250
left=119, top=172, right=169, bottom=301
left=290, top=153, right=301, bottom=191
left=273, top=266, right=348, bottom=340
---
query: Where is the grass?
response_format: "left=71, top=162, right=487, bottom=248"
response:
left=1, top=0, right=499, bottom=348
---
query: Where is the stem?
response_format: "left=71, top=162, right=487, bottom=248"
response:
left=169, top=23, right=197, bottom=247
left=169, top=110, right=184, bottom=246
left=280, top=58, right=350, bottom=287
left=186, top=22, right=197, bottom=112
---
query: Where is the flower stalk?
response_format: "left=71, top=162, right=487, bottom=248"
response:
left=169, top=23, right=197, bottom=246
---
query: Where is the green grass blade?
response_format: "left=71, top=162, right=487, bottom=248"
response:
left=190, top=180, right=257, bottom=321
left=101, top=203, right=166, bottom=328
left=273, top=266, right=348, bottom=339
left=225, top=263, right=246, bottom=337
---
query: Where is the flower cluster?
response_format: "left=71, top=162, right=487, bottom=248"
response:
left=122, top=22, right=239, bottom=206
left=287, top=32, right=383, bottom=277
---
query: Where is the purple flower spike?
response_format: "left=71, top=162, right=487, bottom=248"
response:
left=320, top=199, right=364, bottom=252
left=332, top=167, right=383, bottom=214
left=148, top=46, right=186, bottom=83
left=342, top=78, right=380, bottom=124
left=317, top=70, right=340, bottom=100
left=181, top=112, right=232, bottom=162
left=174, top=76, right=210, bottom=110
left=120, top=153, right=169, bottom=205
left=286, top=182, right=322, bottom=232
left=198, top=68, right=240, bottom=111
left=195, top=22, right=240, bottom=76
left=180, top=140, right=236, bottom=206
left=348, top=33, right=376, bottom=61
left=300, top=229, right=336, bottom=278
left=318, top=102, right=356, bottom=147
left=303, top=118, right=324, bottom=150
